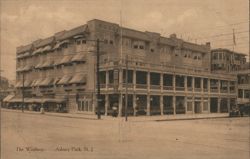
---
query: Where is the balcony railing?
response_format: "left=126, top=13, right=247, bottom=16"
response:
left=175, top=87, right=185, bottom=91
left=187, top=87, right=193, bottom=91
left=150, top=85, right=161, bottom=90
left=194, top=88, right=202, bottom=92
left=220, top=89, right=228, bottom=93
left=210, top=88, right=218, bottom=93
left=136, top=84, right=147, bottom=89
left=122, top=83, right=134, bottom=88
left=163, top=86, right=173, bottom=90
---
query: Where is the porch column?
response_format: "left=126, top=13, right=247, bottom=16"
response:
left=133, top=70, right=136, bottom=90
left=133, top=94, right=137, bottom=116
left=201, top=78, right=204, bottom=92
left=173, top=95, right=176, bottom=115
left=147, top=95, right=150, bottom=116
left=217, top=98, right=221, bottom=113
left=118, top=94, right=123, bottom=117
left=160, top=95, right=163, bottom=115
left=106, top=70, right=109, bottom=89
left=184, top=76, right=187, bottom=92
left=192, top=76, right=195, bottom=93
left=105, top=94, right=109, bottom=116
left=192, top=96, right=195, bottom=114
left=208, top=98, right=211, bottom=113
left=147, top=71, right=150, bottom=92
left=160, top=73, right=163, bottom=93
left=184, top=96, right=187, bottom=113
left=173, top=75, right=176, bottom=91
left=201, top=97, right=204, bottom=113
left=227, top=98, right=230, bottom=112
left=208, top=78, right=211, bottom=93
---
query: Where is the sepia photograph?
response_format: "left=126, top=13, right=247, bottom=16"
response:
left=0, top=0, right=249, bottom=159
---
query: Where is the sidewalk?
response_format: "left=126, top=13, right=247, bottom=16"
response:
left=1, top=108, right=230, bottom=122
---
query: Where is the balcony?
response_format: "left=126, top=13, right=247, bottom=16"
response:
left=163, top=86, right=173, bottom=90
left=210, top=88, right=218, bottom=93
left=136, top=84, right=147, bottom=89
left=194, top=88, right=202, bottom=92
left=175, top=87, right=185, bottom=91
left=150, top=85, right=161, bottom=90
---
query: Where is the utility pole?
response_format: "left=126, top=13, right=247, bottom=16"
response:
left=22, top=73, right=24, bottom=112
left=96, top=39, right=101, bottom=119
left=125, top=55, right=128, bottom=121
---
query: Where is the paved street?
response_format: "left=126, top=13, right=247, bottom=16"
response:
left=1, top=110, right=250, bottom=159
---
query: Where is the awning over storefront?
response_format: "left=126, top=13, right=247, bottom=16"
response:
left=57, top=76, right=72, bottom=85
left=32, top=47, right=43, bottom=55
left=73, top=34, right=84, bottom=39
left=24, top=80, right=32, bottom=87
left=9, top=98, right=23, bottom=103
left=22, top=65, right=32, bottom=72
left=41, top=45, right=52, bottom=52
left=15, top=81, right=22, bottom=88
left=55, top=55, right=72, bottom=65
left=17, top=52, right=30, bottom=59
left=40, top=60, right=54, bottom=68
left=69, top=74, right=86, bottom=84
left=35, top=60, right=45, bottom=69
left=71, top=53, right=86, bottom=62
left=33, top=79, right=44, bottom=87
left=3, top=94, right=15, bottom=102
left=40, top=78, right=54, bottom=86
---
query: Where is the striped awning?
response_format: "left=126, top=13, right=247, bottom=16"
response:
left=71, top=53, right=86, bottom=62
left=69, top=74, right=86, bottom=84
left=40, top=78, right=54, bottom=86
left=55, top=55, right=72, bottom=65
left=41, top=45, right=52, bottom=52
left=3, top=94, right=15, bottom=102
left=40, top=60, right=54, bottom=68
left=57, top=76, right=72, bottom=85
left=32, top=47, right=43, bottom=55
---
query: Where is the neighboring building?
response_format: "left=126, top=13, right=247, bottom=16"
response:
left=211, top=48, right=247, bottom=73
left=8, top=19, right=237, bottom=116
left=236, top=62, right=250, bottom=107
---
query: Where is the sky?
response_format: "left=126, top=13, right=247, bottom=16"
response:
left=0, top=0, right=249, bottom=82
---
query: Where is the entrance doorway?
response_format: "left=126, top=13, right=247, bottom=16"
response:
left=195, top=101, right=202, bottom=113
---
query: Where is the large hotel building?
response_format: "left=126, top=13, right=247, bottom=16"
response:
left=10, top=19, right=241, bottom=116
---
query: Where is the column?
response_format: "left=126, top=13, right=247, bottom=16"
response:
left=217, top=98, right=221, bottom=113
left=227, top=98, right=230, bottom=112
left=160, top=73, right=163, bottom=93
left=208, top=79, right=211, bottom=93
left=243, top=90, right=245, bottom=99
left=105, top=94, right=109, bottom=116
left=201, top=97, right=204, bottom=113
left=173, top=95, right=176, bottom=115
left=192, top=76, right=195, bottom=93
left=119, top=69, right=123, bottom=90
left=118, top=94, right=123, bottom=117
left=160, top=95, right=163, bottom=115
left=133, top=70, right=136, bottom=90
left=192, top=96, right=195, bottom=114
left=208, top=98, right=211, bottom=113
left=184, top=96, right=187, bottom=114
left=218, top=80, right=221, bottom=94
left=184, top=76, right=187, bottom=92
left=173, top=75, right=176, bottom=91
left=106, top=70, right=109, bottom=89
left=147, top=95, right=150, bottom=116
left=201, top=78, right=204, bottom=92
left=133, top=94, right=137, bottom=116
left=147, top=71, right=150, bottom=92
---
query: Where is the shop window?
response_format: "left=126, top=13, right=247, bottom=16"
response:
left=139, top=45, right=144, bottom=49
left=151, top=49, right=154, bottom=52
left=134, top=45, right=138, bottom=49
left=76, top=40, right=81, bottom=45
left=110, top=40, right=114, bottom=45
left=82, top=40, right=86, bottom=44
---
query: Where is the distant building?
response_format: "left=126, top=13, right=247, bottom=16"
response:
left=6, top=19, right=238, bottom=116
left=211, top=48, right=247, bottom=73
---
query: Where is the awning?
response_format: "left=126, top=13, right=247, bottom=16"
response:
left=53, top=40, right=70, bottom=50
left=25, top=98, right=44, bottom=103
left=9, top=98, right=23, bottom=103
left=55, top=55, right=72, bottom=65
left=17, top=52, right=30, bottom=59
left=35, top=60, right=45, bottom=69
left=41, top=45, right=52, bottom=52
left=71, top=53, right=86, bottom=62
left=40, top=78, right=54, bottom=86
left=24, top=80, right=32, bottom=87
left=15, top=81, right=22, bottom=88
left=31, top=80, right=37, bottom=87
left=3, top=94, right=15, bottom=102
left=73, top=34, right=84, bottom=39
left=57, top=76, right=72, bottom=85
left=22, top=65, right=32, bottom=72
left=69, top=74, right=86, bottom=84
left=40, top=60, right=54, bottom=68
left=44, top=98, right=66, bottom=103
left=32, top=47, right=43, bottom=55
left=33, top=79, right=44, bottom=87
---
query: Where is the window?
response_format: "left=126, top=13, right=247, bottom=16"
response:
left=139, top=45, right=144, bottom=49
left=110, top=40, right=113, bottom=45
left=82, top=40, right=86, bottom=44
left=187, top=102, right=192, bottom=111
left=133, top=45, right=138, bottom=49
left=76, top=40, right=81, bottom=45
left=150, top=49, right=154, bottom=52
left=104, top=39, right=108, bottom=44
